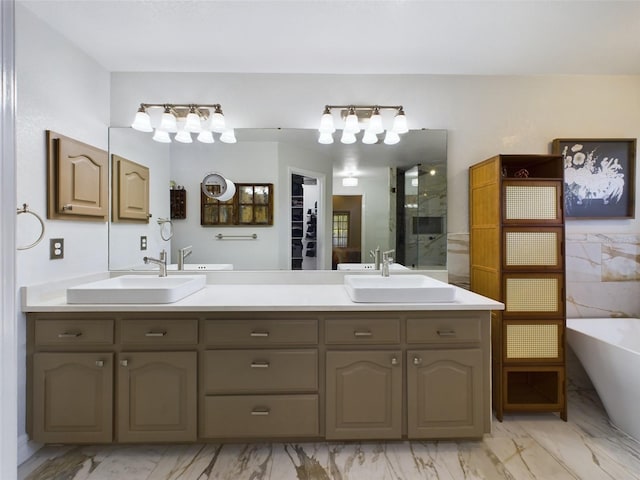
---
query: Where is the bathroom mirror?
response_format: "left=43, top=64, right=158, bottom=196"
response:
left=108, top=127, right=447, bottom=270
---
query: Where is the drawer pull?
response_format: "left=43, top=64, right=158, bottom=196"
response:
left=250, top=331, right=269, bottom=337
left=354, top=331, right=373, bottom=337
left=58, top=332, right=82, bottom=338
left=95, top=360, right=104, bottom=368
left=120, top=359, right=129, bottom=367
left=391, top=357, right=398, bottom=366
left=145, top=331, right=167, bottom=337
left=413, top=357, right=422, bottom=365
left=251, top=408, right=270, bottom=416
left=437, top=330, right=456, bottom=337
left=250, top=361, right=270, bottom=368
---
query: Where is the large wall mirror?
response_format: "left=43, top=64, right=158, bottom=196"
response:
left=108, top=128, right=447, bottom=271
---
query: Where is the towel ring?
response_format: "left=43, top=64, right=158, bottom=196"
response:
left=157, top=218, right=174, bottom=241
left=16, top=204, right=45, bottom=250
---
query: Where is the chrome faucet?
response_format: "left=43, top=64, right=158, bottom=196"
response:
left=369, top=246, right=381, bottom=270
left=177, top=245, right=193, bottom=270
left=143, top=249, right=167, bottom=277
left=381, top=249, right=395, bottom=277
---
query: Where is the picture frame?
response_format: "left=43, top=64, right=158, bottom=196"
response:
left=552, top=138, right=636, bottom=219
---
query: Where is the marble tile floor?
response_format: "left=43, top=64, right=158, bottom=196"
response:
left=19, top=389, right=640, bottom=480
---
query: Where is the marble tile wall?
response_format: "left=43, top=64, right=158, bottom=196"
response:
left=447, top=232, right=640, bottom=318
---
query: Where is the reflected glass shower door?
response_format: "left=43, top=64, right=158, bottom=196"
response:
left=399, top=165, right=447, bottom=268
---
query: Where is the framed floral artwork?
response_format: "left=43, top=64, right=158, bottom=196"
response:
left=552, top=138, right=636, bottom=219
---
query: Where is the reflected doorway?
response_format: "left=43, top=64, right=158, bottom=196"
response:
left=331, top=195, right=363, bottom=269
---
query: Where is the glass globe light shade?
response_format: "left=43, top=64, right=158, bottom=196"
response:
left=384, top=131, right=400, bottom=145
left=219, top=129, right=237, bottom=144
left=152, top=129, right=171, bottom=143
left=344, top=110, right=360, bottom=134
left=319, top=111, right=335, bottom=133
left=197, top=131, right=215, bottom=144
left=175, top=130, right=193, bottom=143
left=362, top=129, right=378, bottom=145
left=159, top=110, right=177, bottom=132
left=392, top=110, right=408, bottom=134
left=341, top=131, right=357, bottom=144
left=318, top=132, right=334, bottom=144
left=185, top=110, right=202, bottom=132
left=131, top=110, right=152, bottom=132
left=368, top=109, right=384, bottom=134
left=210, top=106, right=226, bottom=133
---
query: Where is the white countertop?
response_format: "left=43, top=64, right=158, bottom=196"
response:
left=21, top=271, right=504, bottom=313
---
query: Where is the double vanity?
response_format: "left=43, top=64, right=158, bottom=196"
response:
left=23, top=270, right=503, bottom=445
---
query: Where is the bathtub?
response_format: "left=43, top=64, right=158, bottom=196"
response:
left=566, top=317, right=640, bottom=441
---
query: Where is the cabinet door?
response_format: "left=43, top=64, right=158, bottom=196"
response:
left=326, top=350, right=402, bottom=440
left=117, top=351, right=196, bottom=442
left=112, top=155, right=150, bottom=222
left=33, top=352, right=113, bottom=443
left=407, top=349, right=483, bottom=439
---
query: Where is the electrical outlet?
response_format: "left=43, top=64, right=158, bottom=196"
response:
left=140, top=236, right=147, bottom=250
left=50, top=238, right=64, bottom=259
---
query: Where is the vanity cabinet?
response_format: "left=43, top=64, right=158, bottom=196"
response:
left=469, top=154, right=567, bottom=421
left=200, top=317, right=319, bottom=439
left=28, top=315, right=198, bottom=444
left=27, top=310, right=491, bottom=443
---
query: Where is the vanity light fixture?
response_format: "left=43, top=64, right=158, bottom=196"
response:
left=318, top=104, right=408, bottom=145
left=131, top=103, right=236, bottom=144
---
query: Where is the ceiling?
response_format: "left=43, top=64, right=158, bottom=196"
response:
left=18, top=0, right=640, bottom=75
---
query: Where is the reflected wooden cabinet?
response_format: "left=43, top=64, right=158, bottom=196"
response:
left=469, top=154, right=567, bottom=421
left=117, top=351, right=197, bottom=443
left=407, top=349, right=483, bottom=438
left=326, top=350, right=402, bottom=440
left=46, top=130, right=108, bottom=221
left=112, top=155, right=150, bottom=222
left=32, top=352, right=113, bottom=443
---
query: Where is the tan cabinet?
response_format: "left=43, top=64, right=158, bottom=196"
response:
left=325, top=350, right=402, bottom=440
left=407, top=349, right=483, bottom=438
left=32, top=352, right=113, bottom=443
left=469, top=154, right=567, bottom=421
left=117, top=351, right=197, bottom=442
left=46, top=131, right=108, bottom=221
left=112, top=155, right=150, bottom=222
left=200, top=316, right=320, bottom=439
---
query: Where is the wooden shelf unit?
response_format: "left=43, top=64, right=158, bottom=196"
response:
left=469, top=154, right=567, bottom=421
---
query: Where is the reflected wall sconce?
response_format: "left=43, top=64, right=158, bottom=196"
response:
left=131, top=103, right=237, bottom=144
left=318, top=104, right=408, bottom=145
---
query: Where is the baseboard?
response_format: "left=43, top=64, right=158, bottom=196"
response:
left=17, top=433, right=41, bottom=466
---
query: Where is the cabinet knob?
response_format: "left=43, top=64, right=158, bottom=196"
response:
left=413, top=357, right=422, bottom=365
left=391, top=357, right=398, bottom=366
left=120, top=359, right=129, bottom=367
left=95, top=360, right=104, bottom=368
left=61, top=204, right=73, bottom=211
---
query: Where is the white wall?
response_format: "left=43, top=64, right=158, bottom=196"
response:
left=15, top=4, right=110, bottom=461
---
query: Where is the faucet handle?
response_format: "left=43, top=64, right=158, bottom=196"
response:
left=159, top=249, right=167, bottom=261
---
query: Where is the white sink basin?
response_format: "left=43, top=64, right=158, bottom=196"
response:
left=337, top=263, right=410, bottom=271
left=167, top=263, right=233, bottom=271
left=66, top=275, right=206, bottom=304
left=344, top=274, right=456, bottom=303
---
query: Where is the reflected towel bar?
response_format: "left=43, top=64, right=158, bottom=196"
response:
left=215, top=233, right=258, bottom=240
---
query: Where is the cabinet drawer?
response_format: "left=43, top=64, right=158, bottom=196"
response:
left=202, top=394, right=318, bottom=438
left=203, top=349, right=318, bottom=394
left=120, top=319, right=197, bottom=345
left=34, top=319, right=114, bottom=346
left=325, top=318, right=400, bottom=344
left=202, top=319, right=317, bottom=346
left=407, top=316, right=481, bottom=344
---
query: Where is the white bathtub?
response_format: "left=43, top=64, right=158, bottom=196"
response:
left=566, top=317, right=640, bottom=441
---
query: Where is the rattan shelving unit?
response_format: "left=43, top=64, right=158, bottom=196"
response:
left=469, top=154, right=567, bottom=421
